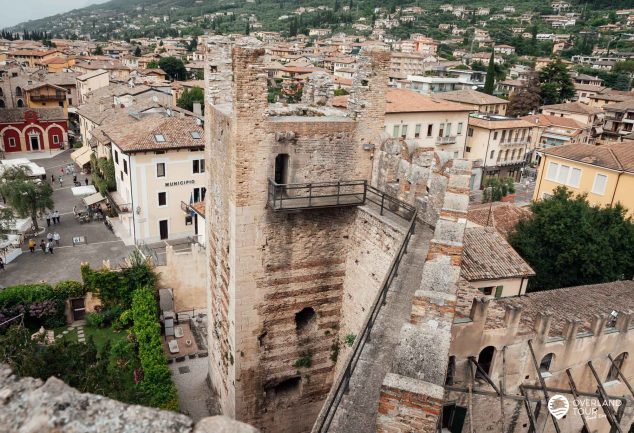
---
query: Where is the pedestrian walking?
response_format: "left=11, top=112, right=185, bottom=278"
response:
left=46, top=212, right=51, bottom=227
left=46, top=241, right=54, bottom=254
left=53, top=210, right=60, bottom=224
left=0, top=258, right=4, bottom=271
left=46, top=232, right=53, bottom=243
left=39, top=239, right=46, bottom=253
left=51, top=174, right=55, bottom=183
left=53, top=232, right=60, bottom=246
left=59, top=176, right=63, bottom=187
left=85, top=177, right=89, bottom=186
left=73, top=175, right=77, bottom=184
left=28, top=238, right=36, bottom=253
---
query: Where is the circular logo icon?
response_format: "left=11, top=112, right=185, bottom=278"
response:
left=548, top=395, right=570, bottom=420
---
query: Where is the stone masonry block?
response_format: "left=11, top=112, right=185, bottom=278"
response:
left=432, top=218, right=466, bottom=244
left=441, top=191, right=470, bottom=214
left=393, top=323, right=452, bottom=385
left=418, top=257, right=461, bottom=294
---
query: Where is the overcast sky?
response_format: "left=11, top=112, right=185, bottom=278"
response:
left=0, top=0, right=110, bottom=29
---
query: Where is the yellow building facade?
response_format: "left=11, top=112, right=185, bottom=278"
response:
left=534, top=142, right=634, bottom=214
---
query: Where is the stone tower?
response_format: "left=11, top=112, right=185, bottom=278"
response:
left=203, top=36, right=390, bottom=432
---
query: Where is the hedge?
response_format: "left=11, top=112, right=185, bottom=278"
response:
left=131, top=287, right=179, bottom=410
left=0, top=281, right=87, bottom=328
left=81, top=253, right=157, bottom=309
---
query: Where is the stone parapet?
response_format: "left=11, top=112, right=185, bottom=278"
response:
left=0, top=365, right=258, bottom=433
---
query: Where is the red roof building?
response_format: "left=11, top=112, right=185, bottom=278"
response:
left=0, top=108, right=68, bottom=153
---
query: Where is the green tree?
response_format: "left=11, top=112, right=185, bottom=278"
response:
left=177, top=86, right=204, bottom=114
left=482, top=177, right=515, bottom=203
left=158, top=57, right=187, bottom=81
left=614, top=60, right=634, bottom=74
left=146, top=60, right=159, bottom=69
left=0, top=166, right=53, bottom=231
left=93, top=45, right=103, bottom=55
left=134, top=46, right=142, bottom=57
left=0, top=207, right=15, bottom=241
left=508, top=187, right=634, bottom=292
left=245, top=22, right=250, bottom=35
left=538, top=60, right=575, bottom=105
left=507, top=73, right=542, bottom=116
left=614, top=73, right=632, bottom=91
left=483, top=52, right=496, bottom=95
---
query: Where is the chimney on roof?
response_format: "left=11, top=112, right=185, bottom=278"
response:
left=193, top=102, right=202, bottom=117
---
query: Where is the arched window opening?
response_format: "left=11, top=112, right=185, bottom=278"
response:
left=295, top=307, right=316, bottom=332
left=607, top=352, right=628, bottom=382
left=539, top=353, right=555, bottom=376
left=476, top=346, right=495, bottom=379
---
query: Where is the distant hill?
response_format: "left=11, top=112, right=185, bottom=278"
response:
left=5, top=0, right=633, bottom=42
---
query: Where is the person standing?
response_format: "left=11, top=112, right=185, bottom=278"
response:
left=39, top=239, right=46, bottom=253
left=46, top=212, right=51, bottom=227
left=28, top=238, right=36, bottom=253
left=46, top=232, right=53, bottom=244
left=46, top=241, right=54, bottom=254
left=85, top=177, right=89, bottom=186
left=53, top=232, right=60, bottom=246
left=59, top=176, right=63, bottom=188
left=51, top=174, right=55, bottom=183
left=54, top=210, right=60, bottom=224
left=0, top=258, right=4, bottom=271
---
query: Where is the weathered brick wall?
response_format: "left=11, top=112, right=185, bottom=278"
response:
left=336, top=206, right=405, bottom=374
left=204, top=40, right=393, bottom=433
left=377, top=374, right=444, bottom=433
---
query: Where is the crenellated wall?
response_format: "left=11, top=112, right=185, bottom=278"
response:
left=375, top=159, right=473, bottom=433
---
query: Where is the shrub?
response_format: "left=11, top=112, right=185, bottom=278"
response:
left=81, top=252, right=157, bottom=309
left=132, top=287, right=178, bottom=410
left=294, top=352, right=312, bottom=368
left=0, top=281, right=87, bottom=329
left=86, top=312, right=105, bottom=328
left=344, top=333, right=356, bottom=347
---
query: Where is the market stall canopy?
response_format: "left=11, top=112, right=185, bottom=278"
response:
left=71, top=146, right=92, bottom=167
left=0, top=158, right=46, bottom=178
left=83, top=191, right=106, bottom=207
left=72, top=185, right=97, bottom=196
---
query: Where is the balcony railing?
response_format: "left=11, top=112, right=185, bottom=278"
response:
left=267, top=179, right=366, bottom=211
left=436, top=135, right=457, bottom=145
left=29, top=94, right=66, bottom=102
left=499, top=139, right=531, bottom=146
left=266, top=179, right=416, bottom=220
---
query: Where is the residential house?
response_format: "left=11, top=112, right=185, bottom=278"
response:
left=76, top=69, right=110, bottom=105
left=435, top=89, right=509, bottom=116
left=522, top=114, right=593, bottom=157
left=602, top=99, right=634, bottom=139
left=383, top=89, right=472, bottom=157
left=105, top=115, right=206, bottom=243
left=465, top=114, right=535, bottom=185
left=534, top=142, right=634, bottom=215
left=540, top=102, right=604, bottom=138
left=494, top=45, right=516, bottom=56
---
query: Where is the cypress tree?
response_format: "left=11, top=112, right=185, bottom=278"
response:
left=483, top=52, right=496, bottom=95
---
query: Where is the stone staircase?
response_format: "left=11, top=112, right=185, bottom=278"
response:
left=327, top=226, right=434, bottom=433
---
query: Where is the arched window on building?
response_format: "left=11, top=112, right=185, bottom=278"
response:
left=539, top=353, right=555, bottom=376
left=16, top=99, right=24, bottom=108
left=15, top=86, right=22, bottom=97
left=475, top=346, right=495, bottom=379
left=607, top=352, right=628, bottom=382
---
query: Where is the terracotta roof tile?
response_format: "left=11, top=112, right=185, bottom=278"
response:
left=386, top=88, right=473, bottom=113
left=540, top=142, right=634, bottom=173
left=468, top=116, right=535, bottom=130
left=0, top=107, right=66, bottom=123
left=467, top=202, right=531, bottom=239
left=105, top=116, right=204, bottom=153
left=541, top=101, right=602, bottom=115
left=435, top=89, right=508, bottom=107
left=461, top=227, right=535, bottom=282
left=486, top=280, right=634, bottom=336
